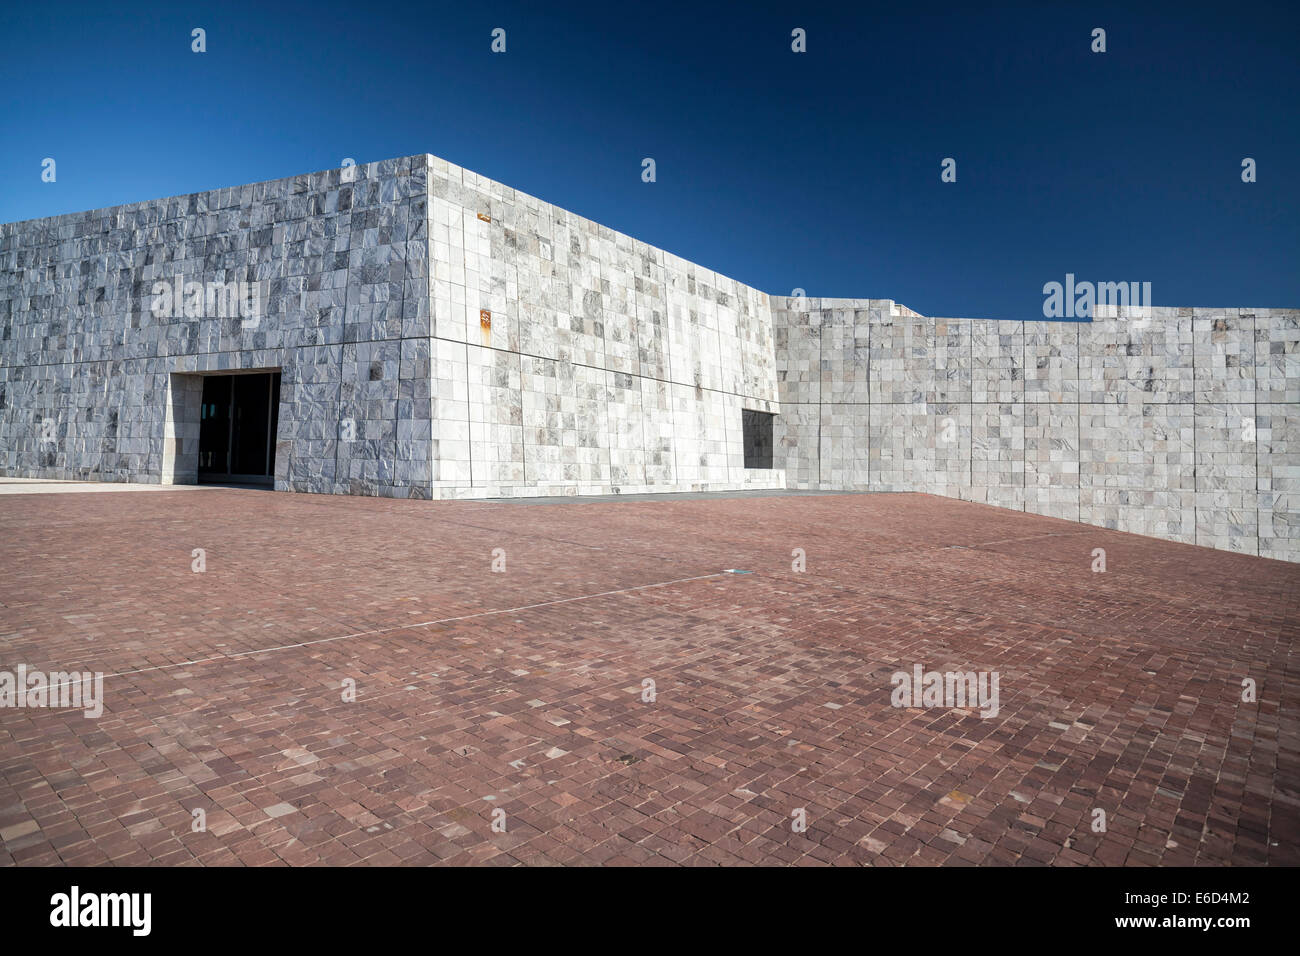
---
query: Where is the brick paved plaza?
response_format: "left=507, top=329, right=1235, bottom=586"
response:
left=1, top=489, right=1296, bottom=866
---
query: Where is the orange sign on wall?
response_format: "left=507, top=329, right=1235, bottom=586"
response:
left=480, top=309, right=492, bottom=329
left=477, top=212, right=491, bottom=223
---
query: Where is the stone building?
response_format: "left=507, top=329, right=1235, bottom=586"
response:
left=1, top=154, right=1296, bottom=559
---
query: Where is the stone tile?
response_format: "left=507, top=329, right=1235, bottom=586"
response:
left=0, top=489, right=1294, bottom=866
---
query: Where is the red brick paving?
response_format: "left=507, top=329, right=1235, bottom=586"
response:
left=0, top=490, right=1296, bottom=866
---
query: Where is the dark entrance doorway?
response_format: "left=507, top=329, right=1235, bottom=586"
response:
left=742, top=409, right=775, bottom=469
left=198, top=371, right=281, bottom=485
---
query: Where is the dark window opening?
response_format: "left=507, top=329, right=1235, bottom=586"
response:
left=742, top=409, right=775, bottom=469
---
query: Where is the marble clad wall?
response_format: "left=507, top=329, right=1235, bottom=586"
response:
left=0, top=155, right=429, bottom=495
left=770, top=297, right=1300, bottom=561
left=2, top=153, right=1295, bottom=559
left=0, top=153, right=783, bottom=500
left=420, top=154, right=780, bottom=498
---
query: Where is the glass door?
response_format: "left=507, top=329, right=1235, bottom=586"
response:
left=198, top=372, right=280, bottom=485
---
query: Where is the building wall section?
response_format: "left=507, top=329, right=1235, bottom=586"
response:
left=419, top=154, right=781, bottom=497
left=771, top=297, right=1300, bottom=561
left=2, top=155, right=1296, bottom=560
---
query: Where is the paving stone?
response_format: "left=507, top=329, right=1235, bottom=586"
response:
left=0, top=489, right=1295, bottom=866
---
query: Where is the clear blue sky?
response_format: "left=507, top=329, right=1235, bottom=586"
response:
left=1, top=0, right=1296, bottom=320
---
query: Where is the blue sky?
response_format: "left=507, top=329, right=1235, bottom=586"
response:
left=1, top=0, right=1296, bottom=320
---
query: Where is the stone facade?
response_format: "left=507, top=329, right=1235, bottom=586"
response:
left=0, top=154, right=782, bottom=500
left=773, top=298, right=1300, bottom=562
left=1, top=154, right=1296, bottom=559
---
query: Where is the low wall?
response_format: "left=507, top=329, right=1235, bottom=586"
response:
left=772, top=298, right=1299, bottom=561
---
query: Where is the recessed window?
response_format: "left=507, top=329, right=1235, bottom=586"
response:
left=742, top=409, right=775, bottom=469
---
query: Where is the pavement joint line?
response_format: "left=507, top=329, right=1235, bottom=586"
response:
left=51, top=570, right=736, bottom=688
